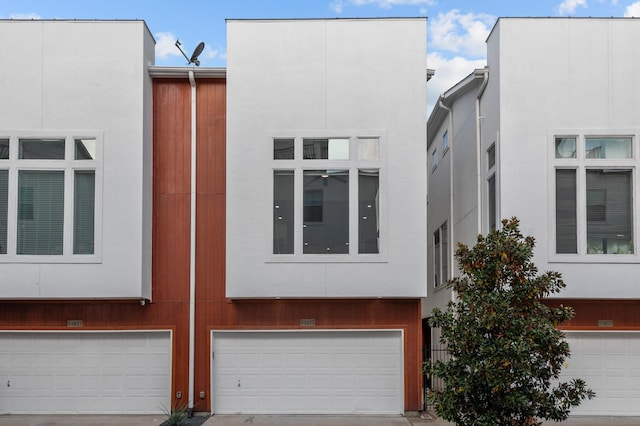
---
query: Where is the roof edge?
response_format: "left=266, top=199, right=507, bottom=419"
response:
left=148, top=66, right=226, bottom=78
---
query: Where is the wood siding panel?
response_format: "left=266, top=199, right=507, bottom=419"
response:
left=153, top=81, right=191, bottom=195
left=546, top=299, right=640, bottom=330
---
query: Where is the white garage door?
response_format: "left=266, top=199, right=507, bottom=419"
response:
left=211, top=330, right=403, bottom=414
left=0, top=331, right=171, bottom=414
left=562, top=332, right=640, bottom=415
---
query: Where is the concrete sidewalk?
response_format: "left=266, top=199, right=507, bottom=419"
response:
left=1, top=414, right=640, bottom=425
left=202, top=414, right=640, bottom=426
left=0, top=414, right=167, bottom=425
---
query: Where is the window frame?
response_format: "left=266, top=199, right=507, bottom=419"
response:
left=442, top=130, right=449, bottom=154
left=0, top=131, right=103, bottom=263
left=431, top=148, right=438, bottom=170
left=268, top=131, right=387, bottom=263
left=433, top=221, right=448, bottom=288
left=549, top=131, right=638, bottom=263
left=486, top=143, right=497, bottom=233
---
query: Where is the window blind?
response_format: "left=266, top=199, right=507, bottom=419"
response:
left=555, top=169, right=577, bottom=254
left=17, top=170, right=64, bottom=255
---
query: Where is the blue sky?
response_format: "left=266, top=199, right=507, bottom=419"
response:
left=2, top=0, right=639, bottom=111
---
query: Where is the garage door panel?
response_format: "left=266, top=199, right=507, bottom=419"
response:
left=0, top=331, right=171, bottom=414
left=563, top=332, right=640, bottom=415
left=212, top=330, right=403, bottom=414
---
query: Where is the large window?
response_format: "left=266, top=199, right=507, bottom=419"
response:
left=553, top=135, right=634, bottom=256
left=272, top=136, right=382, bottom=257
left=0, top=135, right=100, bottom=260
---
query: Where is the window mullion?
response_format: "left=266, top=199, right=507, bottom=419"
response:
left=577, top=165, right=586, bottom=255
left=349, top=168, right=357, bottom=255
left=294, top=167, right=303, bottom=256
left=63, top=161, right=74, bottom=258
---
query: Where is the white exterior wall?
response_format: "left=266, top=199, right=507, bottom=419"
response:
left=480, top=28, right=501, bottom=236
left=451, top=89, right=481, bottom=248
left=424, top=84, right=481, bottom=317
left=491, top=19, right=640, bottom=298
left=426, top=118, right=453, bottom=316
left=0, top=21, right=154, bottom=299
left=227, top=19, right=427, bottom=298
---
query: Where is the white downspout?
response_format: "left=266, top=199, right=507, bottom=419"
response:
left=188, top=69, right=197, bottom=416
left=475, top=68, right=489, bottom=235
left=439, top=97, right=454, bottom=302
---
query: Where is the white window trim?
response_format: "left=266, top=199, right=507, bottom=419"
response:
left=432, top=221, right=448, bottom=288
left=483, top=139, right=499, bottom=235
left=266, top=130, right=388, bottom=263
left=0, top=130, right=103, bottom=264
left=548, top=130, right=639, bottom=264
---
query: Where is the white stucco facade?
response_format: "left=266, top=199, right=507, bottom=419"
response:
left=489, top=19, right=640, bottom=299
left=0, top=21, right=154, bottom=299
left=226, top=19, right=427, bottom=298
left=426, top=18, right=640, bottom=309
left=424, top=72, right=486, bottom=317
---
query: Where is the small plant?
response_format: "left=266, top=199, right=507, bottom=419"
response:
left=161, top=400, right=189, bottom=426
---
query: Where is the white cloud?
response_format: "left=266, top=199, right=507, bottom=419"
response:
left=624, top=1, right=640, bottom=16
left=558, top=0, right=588, bottom=15
left=9, top=13, right=41, bottom=19
left=429, top=10, right=495, bottom=58
left=330, top=0, right=344, bottom=13
left=427, top=52, right=486, bottom=116
left=204, top=44, right=227, bottom=63
left=331, top=0, right=434, bottom=12
left=155, top=32, right=182, bottom=59
left=351, top=0, right=436, bottom=8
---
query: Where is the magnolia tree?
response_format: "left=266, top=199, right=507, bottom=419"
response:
left=428, top=218, right=594, bottom=426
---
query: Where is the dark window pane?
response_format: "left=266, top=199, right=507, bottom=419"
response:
left=19, top=139, right=65, bottom=159
left=487, top=144, right=496, bottom=168
left=358, top=170, right=379, bottom=253
left=586, top=169, right=633, bottom=254
left=17, top=170, right=64, bottom=255
left=274, top=139, right=294, bottom=160
left=304, top=189, right=323, bottom=222
left=74, top=170, right=95, bottom=254
left=488, top=175, right=496, bottom=231
left=556, top=169, right=577, bottom=254
left=75, top=139, right=96, bottom=160
left=441, top=223, right=448, bottom=283
left=303, top=170, right=349, bottom=253
left=273, top=170, right=294, bottom=254
left=433, top=229, right=440, bottom=287
left=0, top=139, right=8, bottom=160
left=0, top=170, right=7, bottom=254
